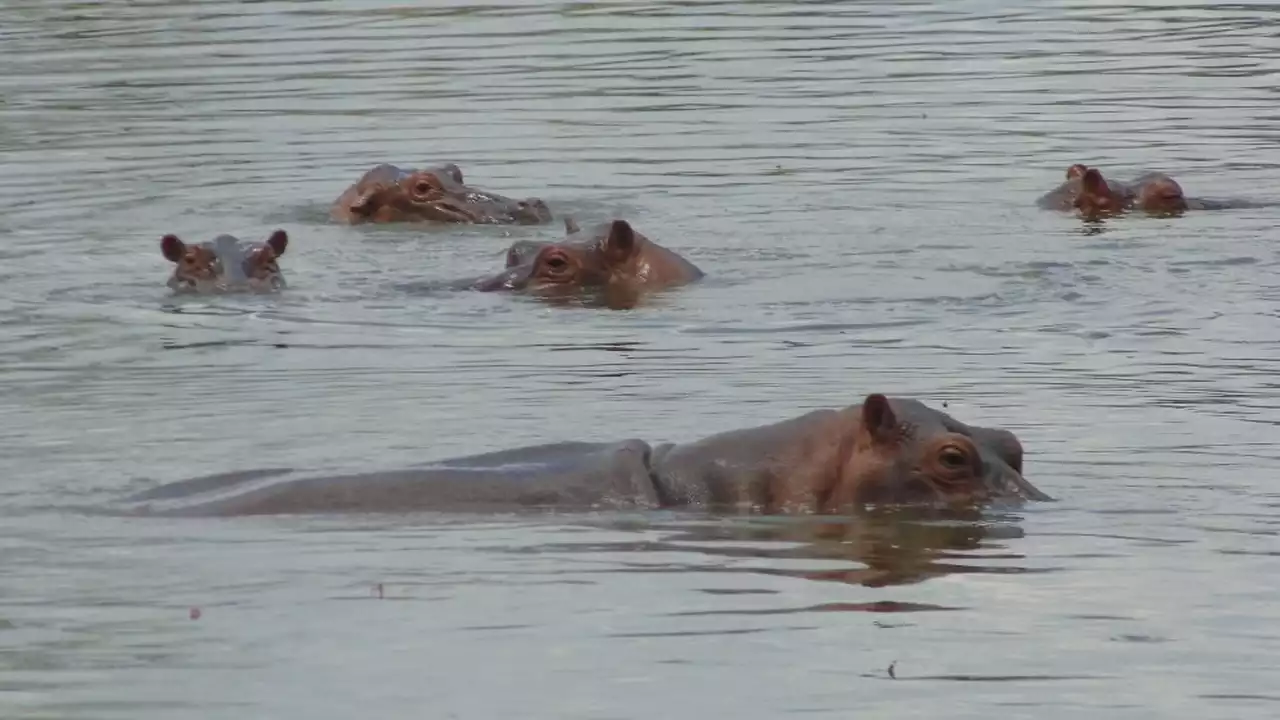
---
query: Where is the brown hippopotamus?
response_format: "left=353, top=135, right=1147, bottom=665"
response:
left=119, top=394, right=1051, bottom=517
left=330, top=163, right=553, bottom=225
left=471, top=217, right=704, bottom=303
left=160, top=229, right=289, bottom=294
left=1036, top=164, right=1206, bottom=219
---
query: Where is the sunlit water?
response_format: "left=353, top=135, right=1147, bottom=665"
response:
left=2, top=1, right=1279, bottom=718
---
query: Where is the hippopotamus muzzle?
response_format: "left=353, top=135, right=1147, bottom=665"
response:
left=982, top=458, right=1052, bottom=502
left=471, top=263, right=536, bottom=292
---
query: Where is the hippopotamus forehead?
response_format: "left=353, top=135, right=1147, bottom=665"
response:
left=407, top=165, right=466, bottom=189
left=206, top=235, right=254, bottom=260
left=889, top=398, right=1018, bottom=447
left=884, top=397, right=952, bottom=431
left=197, top=235, right=259, bottom=281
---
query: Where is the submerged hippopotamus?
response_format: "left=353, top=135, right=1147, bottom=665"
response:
left=1036, top=163, right=1214, bottom=220
left=330, top=163, right=553, bottom=225
left=119, top=394, right=1051, bottom=518
left=471, top=217, right=704, bottom=303
left=160, top=230, right=289, bottom=294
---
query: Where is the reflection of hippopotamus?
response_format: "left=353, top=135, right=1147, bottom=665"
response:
left=160, top=230, right=289, bottom=294
left=1037, top=164, right=1191, bottom=219
left=330, top=163, right=553, bottom=225
left=120, top=394, right=1051, bottom=517
left=633, top=510, right=1014, bottom=592
left=471, top=217, right=704, bottom=304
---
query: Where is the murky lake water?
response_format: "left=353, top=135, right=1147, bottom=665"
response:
left=3, top=1, right=1280, bottom=717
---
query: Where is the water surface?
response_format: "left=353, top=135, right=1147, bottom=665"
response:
left=2, top=1, right=1279, bottom=718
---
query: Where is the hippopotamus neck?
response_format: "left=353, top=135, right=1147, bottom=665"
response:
left=647, top=409, right=847, bottom=512
left=643, top=240, right=705, bottom=282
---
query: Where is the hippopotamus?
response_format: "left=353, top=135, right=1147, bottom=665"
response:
left=330, top=163, right=553, bottom=225
left=160, top=230, right=288, bottom=294
left=470, top=217, right=704, bottom=302
left=1035, top=163, right=1222, bottom=219
left=118, top=394, right=1051, bottom=518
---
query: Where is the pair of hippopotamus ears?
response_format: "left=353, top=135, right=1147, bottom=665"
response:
left=160, top=230, right=289, bottom=263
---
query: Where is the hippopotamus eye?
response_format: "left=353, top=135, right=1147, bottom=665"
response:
left=938, top=445, right=970, bottom=470
left=412, top=181, right=440, bottom=198
left=538, top=251, right=574, bottom=279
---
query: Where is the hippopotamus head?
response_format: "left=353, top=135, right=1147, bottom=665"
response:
left=473, top=217, right=704, bottom=297
left=1133, top=173, right=1188, bottom=215
left=826, top=394, right=1048, bottom=509
left=331, top=163, right=553, bottom=225
left=161, top=230, right=288, bottom=294
left=1072, top=167, right=1130, bottom=220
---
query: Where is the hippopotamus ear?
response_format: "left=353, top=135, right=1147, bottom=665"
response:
left=160, top=234, right=186, bottom=262
left=860, top=393, right=899, bottom=443
left=602, top=220, right=637, bottom=264
left=1081, top=168, right=1106, bottom=192
left=265, top=229, right=289, bottom=256
left=1067, top=164, right=1088, bottom=180
left=441, top=164, right=464, bottom=184
left=348, top=191, right=379, bottom=216
left=563, top=216, right=581, bottom=235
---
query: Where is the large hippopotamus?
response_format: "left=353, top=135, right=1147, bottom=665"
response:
left=1035, top=163, right=1254, bottom=220
left=1037, top=163, right=1191, bottom=219
left=119, top=394, right=1051, bottom=518
left=330, top=163, right=553, bottom=225
left=470, top=217, right=704, bottom=304
left=160, top=230, right=289, bottom=294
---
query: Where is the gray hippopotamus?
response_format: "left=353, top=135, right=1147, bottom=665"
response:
left=119, top=394, right=1051, bottom=518
left=1036, top=163, right=1240, bottom=220
left=330, top=163, right=553, bottom=225
left=470, top=217, right=704, bottom=304
left=160, top=230, right=289, bottom=294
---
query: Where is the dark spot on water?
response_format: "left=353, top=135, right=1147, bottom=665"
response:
left=669, top=601, right=958, bottom=616
left=607, top=627, right=805, bottom=639
left=1111, top=633, right=1169, bottom=643
left=458, top=624, right=536, bottom=632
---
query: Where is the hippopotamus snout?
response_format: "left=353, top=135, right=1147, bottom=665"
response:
left=471, top=263, right=533, bottom=292
left=1135, top=175, right=1188, bottom=214
left=984, top=461, right=1052, bottom=502
left=511, top=198, right=553, bottom=225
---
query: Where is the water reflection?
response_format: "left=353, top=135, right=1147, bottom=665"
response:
left=523, top=508, right=1041, bottom=606
left=4, top=0, right=1280, bottom=716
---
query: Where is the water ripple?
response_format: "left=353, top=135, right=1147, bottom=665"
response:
left=4, top=0, right=1280, bottom=718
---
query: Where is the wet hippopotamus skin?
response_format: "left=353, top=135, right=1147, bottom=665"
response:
left=120, top=394, right=1051, bottom=517
left=330, top=163, right=553, bottom=225
left=471, top=217, right=704, bottom=302
left=1036, top=163, right=1220, bottom=219
left=160, top=230, right=289, bottom=294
